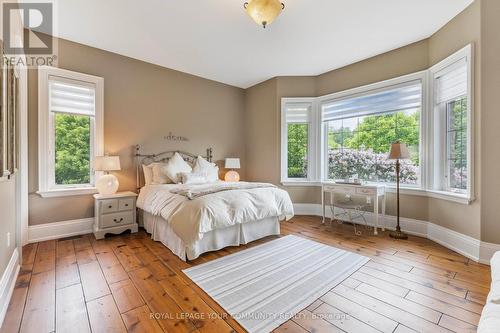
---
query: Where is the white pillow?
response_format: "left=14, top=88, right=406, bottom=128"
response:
left=164, top=153, right=193, bottom=184
left=151, top=162, right=172, bottom=184
left=181, top=172, right=207, bottom=185
left=193, top=156, right=219, bottom=182
left=142, top=164, right=154, bottom=185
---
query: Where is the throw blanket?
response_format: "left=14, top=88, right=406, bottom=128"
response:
left=170, top=182, right=277, bottom=199
left=137, top=182, right=294, bottom=247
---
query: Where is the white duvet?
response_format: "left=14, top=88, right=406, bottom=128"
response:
left=137, top=181, right=294, bottom=246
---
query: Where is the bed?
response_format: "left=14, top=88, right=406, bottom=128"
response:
left=135, top=146, right=294, bottom=261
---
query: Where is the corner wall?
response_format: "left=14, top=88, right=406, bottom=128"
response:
left=28, top=37, right=246, bottom=226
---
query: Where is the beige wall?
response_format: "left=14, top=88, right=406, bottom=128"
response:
left=480, top=0, right=500, bottom=244
left=28, top=37, right=246, bottom=225
left=244, top=3, right=485, bottom=237
left=316, top=40, right=429, bottom=96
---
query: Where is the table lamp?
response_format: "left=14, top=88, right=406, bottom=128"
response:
left=224, top=158, right=241, bottom=182
left=388, top=141, right=410, bottom=240
left=94, top=155, right=121, bottom=195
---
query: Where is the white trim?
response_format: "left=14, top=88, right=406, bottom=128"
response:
left=283, top=183, right=472, bottom=205
left=38, top=66, right=104, bottom=197
left=479, top=242, right=500, bottom=265
left=281, top=181, right=322, bottom=187
left=0, top=249, right=20, bottom=328
left=28, top=218, right=95, bottom=243
left=427, top=223, right=480, bottom=262
left=18, top=60, right=29, bottom=246
left=293, top=203, right=498, bottom=264
left=37, top=187, right=98, bottom=198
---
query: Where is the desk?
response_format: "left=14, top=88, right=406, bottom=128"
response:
left=322, top=183, right=386, bottom=235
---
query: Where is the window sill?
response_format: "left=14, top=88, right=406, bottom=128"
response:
left=281, top=180, right=322, bottom=187
left=281, top=180, right=473, bottom=205
left=37, top=187, right=98, bottom=198
left=425, top=189, right=473, bottom=205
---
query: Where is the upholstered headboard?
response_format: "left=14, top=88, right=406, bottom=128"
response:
left=134, top=144, right=213, bottom=190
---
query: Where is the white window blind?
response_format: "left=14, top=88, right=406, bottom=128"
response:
left=322, top=81, right=422, bottom=122
left=435, top=59, right=467, bottom=104
left=50, top=78, right=96, bottom=116
left=285, top=104, right=310, bottom=123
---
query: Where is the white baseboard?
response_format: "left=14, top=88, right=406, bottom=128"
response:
left=294, top=203, right=498, bottom=265
left=479, top=241, right=500, bottom=265
left=28, top=218, right=95, bottom=243
left=0, top=248, right=20, bottom=328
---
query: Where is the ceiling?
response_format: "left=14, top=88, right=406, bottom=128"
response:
left=53, top=0, right=474, bottom=88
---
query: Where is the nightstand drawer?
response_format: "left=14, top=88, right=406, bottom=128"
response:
left=101, top=199, right=118, bottom=213
left=118, top=198, right=134, bottom=211
left=101, top=211, right=134, bottom=228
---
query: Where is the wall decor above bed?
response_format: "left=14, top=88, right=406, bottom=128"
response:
left=163, top=132, right=189, bottom=142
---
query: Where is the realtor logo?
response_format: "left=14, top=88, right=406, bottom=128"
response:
left=3, top=2, right=53, bottom=54
left=2, top=1, right=57, bottom=67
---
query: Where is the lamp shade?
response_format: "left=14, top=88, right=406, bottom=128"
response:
left=388, top=141, right=410, bottom=160
left=94, top=156, right=121, bottom=171
left=225, top=158, right=241, bottom=169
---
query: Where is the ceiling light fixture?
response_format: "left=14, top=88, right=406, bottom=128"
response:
left=244, top=0, right=285, bottom=29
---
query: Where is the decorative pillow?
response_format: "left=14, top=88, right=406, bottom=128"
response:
left=151, top=162, right=172, bottom=184
left=142, top=164, right=154, bottom=185
left=181, top=172, right=208, bottom=185
left=193, top=156, right=219, bottom=182
left=163, top=153, right=193, bottom=184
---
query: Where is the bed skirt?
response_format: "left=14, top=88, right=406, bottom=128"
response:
left=140, top=210, right=281, bottom=261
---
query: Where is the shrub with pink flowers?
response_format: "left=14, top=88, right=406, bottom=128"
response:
left=328, top=149, right=419, bottom=184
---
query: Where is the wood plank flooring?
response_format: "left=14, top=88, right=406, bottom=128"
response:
left=0, top=216, right=490, bottom=333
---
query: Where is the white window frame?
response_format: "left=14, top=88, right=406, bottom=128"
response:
left=37, top=66, right=104, bottom=198
left=318, top=72, right=426, bottom=188
left=429, top=44, right=474, bottom=203
left=281, top=98, right=319, bottom=185
left=280, top=44, right=474, bottom=205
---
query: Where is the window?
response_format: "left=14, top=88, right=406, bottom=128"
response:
left=446, top=97, right=468, bottom=191
left=280, top=44, right=473, bottom=203
left=281, top=100, right=315, bottom=182
left=431, top=51, right=472, bottom=197
left=38, top=67, right=103, bottom=197
left=322, top=81, right=422, bottom=185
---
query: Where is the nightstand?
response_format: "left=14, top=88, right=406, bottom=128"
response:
left=93, top=191, right=138, bottom=239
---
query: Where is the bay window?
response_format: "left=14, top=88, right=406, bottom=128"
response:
left=38, top=66, right=104, bottom=197
left=281, top=44, right=473, bottom=203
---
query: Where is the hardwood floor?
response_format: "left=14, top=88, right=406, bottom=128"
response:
left=1, top=216, right=490, bottom=333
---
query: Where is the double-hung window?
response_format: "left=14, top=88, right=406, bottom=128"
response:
left=281, top=99, right=315, bottom=182
left=38, top=66, right=104, bottom=197
left=430, top=46, right=472, bottom=199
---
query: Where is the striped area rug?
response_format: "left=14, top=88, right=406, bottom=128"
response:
left=183, top=235, right=369, bottom=333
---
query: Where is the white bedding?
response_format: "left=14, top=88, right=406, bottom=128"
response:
left=137, top=181, right=294, bottom=247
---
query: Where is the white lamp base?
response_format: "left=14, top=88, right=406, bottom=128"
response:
left=224, top=170, right=240, bottom=182
left=96, top=174, right=119, bottom=195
